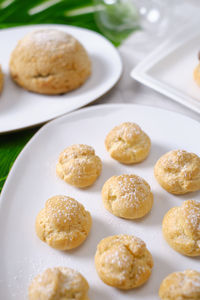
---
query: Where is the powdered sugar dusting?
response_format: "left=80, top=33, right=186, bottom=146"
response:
left=63, top=144, right=94, bottom=161
left=161, top=150, right=186, bottom=168
left=100, top=235, right=148, bottom=284
left=115, top=122, right=142, bottom=141
left=115, top=175, right=150, bottom=209
left=61, top=267, right=83, bottom=290
left=169, top=270, right=200, bottom=295
left=30, top=267, right=85, bottom=298
left=58, top=144, right=101, bottom=180
left=46, top=196, right=83, bottom=224
left=182, top=200, right=200, bottom=233
left=161, top=150, right=196, bottom=172
left=104, top=245, right=130, bottom=269
left=135, top=265, right=146, bottom=281
left=22, top=29, right=75, bottom=50
left=159, top=150, right=200, bottom=183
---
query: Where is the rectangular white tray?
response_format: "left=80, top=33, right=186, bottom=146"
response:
left=131, top=21, right=200, bottom=115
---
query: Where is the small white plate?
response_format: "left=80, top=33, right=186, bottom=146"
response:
left=0, top=104, right=199, bottom=300
left=131, top=21, right=200, bottom=114
left=0, top=25, right=122, bottom=133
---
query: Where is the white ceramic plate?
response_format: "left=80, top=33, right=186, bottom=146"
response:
left=0, top=25, right=122, bottom=133
left=131, top=21, right=200, bottom=114
left=0, top=104, right=199, bottom=300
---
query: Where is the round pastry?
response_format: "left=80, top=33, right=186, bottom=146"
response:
left=10, top=29, right=91, bottom=95
left=154, top=150, right=200, bottom=194
left=28, top=267, right=89, bottom=300
left=194, top=52, right=200, bottom=87
left=0, top=65, right=4, bottom=93
left=35, top=195, right=92, bottom=250
left=162, top=200, right=200, bottom=256
left=105, top=122, right=151, bottom=164
left=159, top=270, right=200, bottom=300
left=194, top=64, right=200, bottom=87
left=95, top=234, right=153, bottom=289
left=102, top=174, right=153, bottom=219
left=56, top=144, right=102, bottom=188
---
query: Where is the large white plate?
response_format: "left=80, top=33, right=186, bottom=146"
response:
left=0, top=25, right=122, bottom=133
left=131, top=21, right=200, bottom=114
left=0, top=104, right=199, bottom=300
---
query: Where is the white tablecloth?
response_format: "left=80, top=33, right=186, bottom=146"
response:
left=94, top=1, right=200, bottom=122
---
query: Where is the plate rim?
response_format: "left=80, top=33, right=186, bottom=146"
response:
left=0, top=24, right=123, bottom=134
left=1, top=102, right=200, bottom=202
left=130, top=20, right=200, bottom=115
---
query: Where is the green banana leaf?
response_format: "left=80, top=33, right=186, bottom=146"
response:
left=0, top=0, right=98, bottom=30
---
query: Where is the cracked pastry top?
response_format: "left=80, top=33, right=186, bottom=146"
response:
left=102, top=174, right=153, bottom=219
left=35, top=195, right=92, bottom=250
left=159, top=270, right=200, bottom=300
left=95, top=234, right=153, bottom=289
left=105, top=122, right=151, bottom=164
left=154, top=150, right=200, bottom=194
left=9, top=29, right=91, bottom=95
left=28, top=267, right=90, bottom=300
left=56, top=144, right=102, bottom=188
left=162, top=199, right=200, bottom=257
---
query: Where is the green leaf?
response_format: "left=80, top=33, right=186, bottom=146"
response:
left=0, top=0, right=99, bottom=33
left=0, top=128, right=36, bottom=192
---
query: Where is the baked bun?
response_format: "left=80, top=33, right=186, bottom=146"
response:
left=95, top=234, right=153, bottom=289
left=102, top=174, right=153, bottom=219
left=10, top=29, right=91, bottom=95
left=194, top=64, right=200, bottom=87
left=35, top=195, right=92, bottom=250
left=29, top=267, right=89, bottom=300
left=0, top=65, right=3, bottom=93
left=56, top=144, right=102, bottom=188
left=105, top=122, right=151, bottom=164
left=154, top=150, right=200, bottom=194
left=194, top=52, right=200, bottom=87
left=159, top=270, right=200, bottom=300
left=162, top=200, right=200, bottom=256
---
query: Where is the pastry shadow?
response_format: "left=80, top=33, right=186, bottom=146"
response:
left=115, top=142, right=170, bottom=173
left=137, top=142, right=171, bottom=169
left=144, top=254, right=175, bottom=296
left=89, top=286, right=110, bottom=300
left=132, top=190, right=172, bottom=226
left=188, top=256, right=200, bottom=262
left=177, top=190, right=200, bottom=200
left=88, top=160, right=120, bottom=193
left=63, top=216, right=113, bottom=258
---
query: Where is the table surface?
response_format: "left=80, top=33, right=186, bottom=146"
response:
left=0, top=1, right=200, bottom=192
